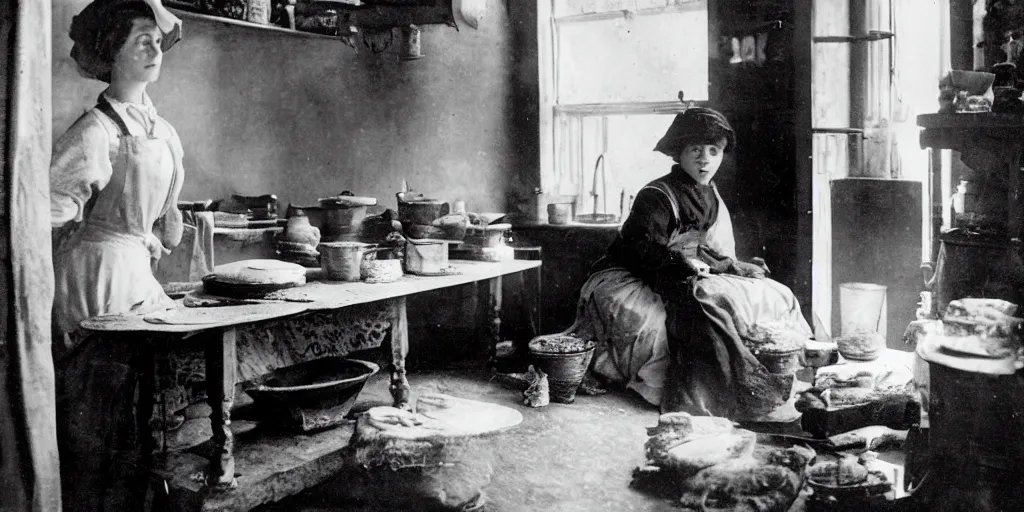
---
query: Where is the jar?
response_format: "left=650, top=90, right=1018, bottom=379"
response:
left=246, top=0, right=271, bottom=24
left=277, top=210, right=320, bottom=248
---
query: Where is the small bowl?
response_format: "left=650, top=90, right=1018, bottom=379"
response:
left=804, top=340, right=839, bottom=368
left=948, top=70, right=996, bottom=95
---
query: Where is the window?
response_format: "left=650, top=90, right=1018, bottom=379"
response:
left=538, top=0, right=710, bottom=219
left=810, top=0, right=949, bottom=339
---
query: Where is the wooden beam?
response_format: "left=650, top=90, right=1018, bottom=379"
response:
left=793, top=0, right=815, bottom=321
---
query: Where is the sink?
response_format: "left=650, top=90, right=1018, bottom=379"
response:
left=574, top=213, right=620, bottom=225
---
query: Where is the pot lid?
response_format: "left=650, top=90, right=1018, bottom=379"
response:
left=319, top=195, right=378, bottom=207
left=473, top=212, right=507, bottom=225
left=406, top=238, right=461, bottom=246
left=400, top=200, right=447, bottom=207
left=468, top=222, right=511, bottom=232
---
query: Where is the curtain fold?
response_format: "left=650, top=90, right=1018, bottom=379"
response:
left=0, top=0, right=61, bottom=511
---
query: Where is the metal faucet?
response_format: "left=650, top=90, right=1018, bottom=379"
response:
left=591, top=153, right=607, bottom=215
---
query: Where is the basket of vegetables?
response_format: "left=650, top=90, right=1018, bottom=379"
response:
left=743, top=322, right=809, bottom=375
left=528, top=334, right=596, bottom=404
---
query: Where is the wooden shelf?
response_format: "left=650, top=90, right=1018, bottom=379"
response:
left=169, top=7, right=340, bottom=40
left=151, top=413, right=358, bottom=511
left=918, top=113, right=1024, bottom=151
left=812, top=127, right=865, bottom=135
left=917, top=112, right=1024, bottom=130
left=813, top=31, right=894, bottom=43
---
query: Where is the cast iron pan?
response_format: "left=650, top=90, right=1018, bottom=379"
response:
left=201, top=274, right=301, bottom=299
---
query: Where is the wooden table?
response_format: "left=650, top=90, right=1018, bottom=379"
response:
left=80, top=259, right=541, bottom=502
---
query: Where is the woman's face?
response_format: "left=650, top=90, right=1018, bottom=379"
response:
left=111, top=18, right=163, bottom=85
left=677, top=137, right=727, bottom=185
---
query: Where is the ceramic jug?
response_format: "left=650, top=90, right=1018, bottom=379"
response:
left=277, top=207, right=321, bottom=248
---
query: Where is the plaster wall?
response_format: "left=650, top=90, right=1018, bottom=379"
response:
left=51, top=0, right=539, bottom=214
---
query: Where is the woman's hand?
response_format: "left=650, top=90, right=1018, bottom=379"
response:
left=153, top=206, right=184, bottom=250
left=729, top=260, right=767, bottom=279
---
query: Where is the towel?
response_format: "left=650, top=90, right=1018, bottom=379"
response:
left=153, top=211, right=215, bottom=283
left=189, top=211, right=215, bottom=280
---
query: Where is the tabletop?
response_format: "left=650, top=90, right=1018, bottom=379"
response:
left=80, top=259, right=542, bottom=334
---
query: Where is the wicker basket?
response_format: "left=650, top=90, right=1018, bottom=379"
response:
left=754, top=348, right=803, bottom=375
left=529, top=335, right=595, bottom=404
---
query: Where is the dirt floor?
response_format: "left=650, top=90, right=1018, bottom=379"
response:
left=256, top=357, right=909, bottom=512
left=257, top=361, right=682, bottom=512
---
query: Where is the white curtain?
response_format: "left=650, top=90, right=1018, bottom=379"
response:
left=0, top=1, right=61, bottom=511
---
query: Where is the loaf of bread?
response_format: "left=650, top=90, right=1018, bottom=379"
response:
left=945, top=298, right=1018, bottom=319
left=807, top=455, right=869, bottom=486
left=677, top=446, right=811, bottom=511
left=662, top=430, right=757, bottom=475
left=835, top=332, right=885, bottom=360
left=814, top=364, right=890, bottom=390
left=211, top=259, right=306, bottom=285
left=643, top=412, right=736, bottom=468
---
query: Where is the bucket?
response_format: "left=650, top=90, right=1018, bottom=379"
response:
left=320, top=241, right=375, bottom=281
left=837, top=282, right=887, bottom=359
left=530, top=348, right=595, bottom=404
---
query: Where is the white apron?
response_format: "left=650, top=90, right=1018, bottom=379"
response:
left=53, top=99, right=181, bottom=339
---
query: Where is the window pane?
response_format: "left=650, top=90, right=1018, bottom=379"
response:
left=552, top=0, right=683, bottom=18
left=565, top=113, right=676, bottom=217
left=554, top=5, right=709, bottom=104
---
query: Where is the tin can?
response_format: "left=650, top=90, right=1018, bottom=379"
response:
left=400, top=25, right=423, bottom=60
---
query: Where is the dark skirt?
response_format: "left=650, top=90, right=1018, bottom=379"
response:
left=660, top=274, right=804, bottom=419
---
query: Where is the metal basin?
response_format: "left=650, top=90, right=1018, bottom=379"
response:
left=245, top=357, right=379, bottom=411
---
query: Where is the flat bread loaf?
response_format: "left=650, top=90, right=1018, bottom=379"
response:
left=211, top=259, right=307, bottom=285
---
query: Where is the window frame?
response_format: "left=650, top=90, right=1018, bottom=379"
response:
left=537, top=0, right=709, bottom=218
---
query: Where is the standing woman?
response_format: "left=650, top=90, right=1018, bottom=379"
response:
left=50, top=0, right=183, bottom=509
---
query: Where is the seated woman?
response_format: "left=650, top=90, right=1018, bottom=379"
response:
left=571, top=108, right=811, bottom=420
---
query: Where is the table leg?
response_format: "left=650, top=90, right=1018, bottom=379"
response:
left=476, top=276, right=503, bottom=360
left=532, top=264, right=543, bottom=338
left=388, top=297, right=411, bottom=409
left=135, top=340, right=158, bottom=457
left=491, top=276, right=503, bottom=359
left=133, top=340, right=158, bottom=508
left=205, top=327, right=237, bottom=489
left=513, top=246, right=544, bottom=338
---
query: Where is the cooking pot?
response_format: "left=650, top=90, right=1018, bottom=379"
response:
left=319, top=192, right=378, bottom=242
left=465, top=222, right=510, bottom=247
left=319, top=241, right=387, bottom=281
left=398, top=198, right=450, bottom=227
